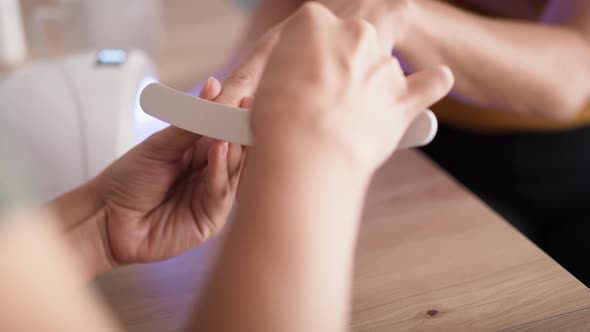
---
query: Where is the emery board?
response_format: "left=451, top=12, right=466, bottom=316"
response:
left=140, top=83, right=438, bottom=149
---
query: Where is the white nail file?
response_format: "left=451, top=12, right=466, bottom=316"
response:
left=139, top=83, right=438, bottom=149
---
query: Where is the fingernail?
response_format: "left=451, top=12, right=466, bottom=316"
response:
left=220, top=142, right=228, bottom=159
left=205, top=76, right=214, bottom=91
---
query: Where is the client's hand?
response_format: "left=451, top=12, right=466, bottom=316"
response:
left=252, top=2, right=454, bottom=173
left=94, top=78, right=244, bottom=266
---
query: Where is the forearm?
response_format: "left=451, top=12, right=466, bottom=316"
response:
left=0, top=211, right=120, bottom=332
left=191, top=143, right=370, bottom=331
left=402, top=0, right=590, bottom=119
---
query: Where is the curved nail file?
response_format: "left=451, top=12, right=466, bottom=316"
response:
left=140, top=83, right=438, bottom=149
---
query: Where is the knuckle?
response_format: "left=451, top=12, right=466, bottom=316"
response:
left=298, top=1, right=330, bottom=19
left=226, top=70, right=251, bottom=87
left=343, top=19, right=378, bottom=66
left=284, top=2, right=328, bottom=41
left=385, top=0, right=413, bottom=12
left=355, top=18, right=375, bottom=36
left=345, top=18, right=377, bottom=45
left=290, top=2, right=337, bottom=30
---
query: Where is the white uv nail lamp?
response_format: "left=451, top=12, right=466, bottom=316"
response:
left=140, top=83, right=438, bottom=150
left=0, top=49, right=167, bottom=201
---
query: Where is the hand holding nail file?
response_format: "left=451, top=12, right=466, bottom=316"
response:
left=140, top=83, right=438, bottom=149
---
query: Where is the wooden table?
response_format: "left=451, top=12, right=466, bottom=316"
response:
left=92, top=1, right=590, bottom=331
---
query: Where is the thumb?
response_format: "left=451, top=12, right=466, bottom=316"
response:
left=403, top=65, right=454, bottom=118
left=139, top=126, right=200, bottom=161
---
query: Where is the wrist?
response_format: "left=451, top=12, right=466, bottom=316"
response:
left=63, top=207, right=117, bottom=280
left=252, top=98, right=377, bottom=181
left=252, top=131, right=373, bottom=188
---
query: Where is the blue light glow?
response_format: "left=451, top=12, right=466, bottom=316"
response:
left=96, top=49, right=128, bottom=65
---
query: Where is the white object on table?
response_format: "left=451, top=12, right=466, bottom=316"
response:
left=140, top=83, right=439, bottom=150
left=0, top=49, right=164, bottom=201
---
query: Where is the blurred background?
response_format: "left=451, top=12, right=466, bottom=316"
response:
left=3, top=0, right=249, bottom=89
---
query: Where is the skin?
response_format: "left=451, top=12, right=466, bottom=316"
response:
left=193, top=5, right=453, bottom=331
left=0, top=3, right=454, bottom=331
left=49, top=76, right=247, bottom=280
left=237, top=0, right=590, bottom=120
left=0, top=211, right=121, bottom=332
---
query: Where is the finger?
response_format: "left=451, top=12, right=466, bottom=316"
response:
left=236, top=151, right=250, bottom=204
left=192, top=136, right=217, bottom=170
left=199, top=76, right=223, bottom=101
left=206, top=142, right=230, bottom=199
left=215, top=29, right=281, bottom=106
left=227, top=143, right=243, bottom=179
left=403, top=65, right=454, bottom=118
left=344, top=18, right=383, bottom=68
left=240, top=96, right=255, bottom=109
left=181, top=145, right=196, bottom=169
left=140, top=126, right=200, bottom=161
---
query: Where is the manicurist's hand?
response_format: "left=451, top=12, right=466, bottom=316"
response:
left=193, top=4, right=455, bottom=332
left=51, top=77, right=246, bottom=279
left=97, top=78, right=245, bottom=265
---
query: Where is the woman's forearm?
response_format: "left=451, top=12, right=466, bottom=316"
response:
left=401, top=0, right=590, bottom=119
left=0, top=211, right=120, bottom=332
left=191, top=142, right=371, bottom=332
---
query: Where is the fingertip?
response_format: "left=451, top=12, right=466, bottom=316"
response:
left=207, top=141, right=230, bottom=198
left=401, top=65, right=456, bottom=119
left=406, top=65, right=455, bottom=103
left=240, top=96, right=255, bottom=109
left=437, top=65, right=455, bottom=92
left=210, top=141, right=228, bottom=161
left=209, top=77, right=223, bottom=98
left=220, top=142, right=229, bottom=159
left=198, top=77, right=212, bottom=99
left=200, top=76, right=223, bottom=101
